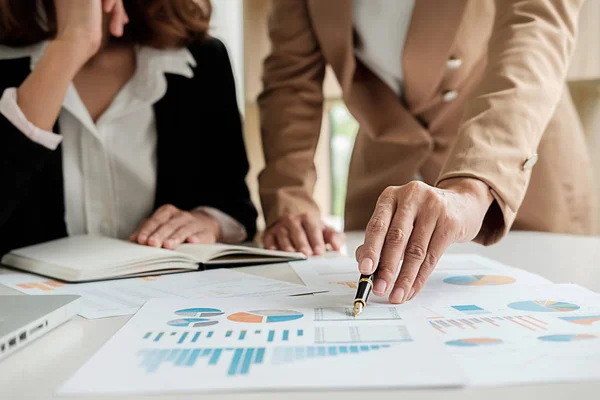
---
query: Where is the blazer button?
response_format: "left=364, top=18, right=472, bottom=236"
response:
left=447, top=58, right=463, bottom=70
left=443, top=90, right=458, bottom=102
left=523, top=154, right=539, bottom=170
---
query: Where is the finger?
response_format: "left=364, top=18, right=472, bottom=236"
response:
left=103, top=0, right=117, bottom=13
left=164, top=223, right=202, bottom=250
left=263, top=231, right=277, bottom=250
left=372, top=208, right=415, bottom=298
left=323, top=227, right=344, bottom=251
left=301, top=216, right=326, bottom=255
left=389, top=214, right=437, bottom=304
left=136, top=205, right=178, bottom=244
left=287, top=220, right=312, bottom=256
left=110, top=0, right=127, bottom=37
left=408, top=222, right=455, bottom=301
left=147, top=214, right=192, bottom=248
left=357, top=189, right=396, bottom=275
left=275, top=229, right=295, bottom=253
left=187, top=231, right=217, bottom=244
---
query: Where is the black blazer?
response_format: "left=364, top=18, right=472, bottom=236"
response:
left=0, top=38, right=257, bottom=257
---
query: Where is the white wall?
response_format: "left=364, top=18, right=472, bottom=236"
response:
left=209, top=0, right=245, bottom=114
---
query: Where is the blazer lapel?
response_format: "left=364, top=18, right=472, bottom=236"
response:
left=307, top=0, right=355, bottom=93
left=402, top=0, right=467, bottom=113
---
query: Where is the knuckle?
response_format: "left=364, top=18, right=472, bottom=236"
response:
left=367, top=217, right=388, bottom=234
left=405, top=243, right=427, bottom=261
left=412, top=274, right=428, bottom=290
left=423, top=251, right=439, bottom=269
left=395, top=276, right=413, bottom=289
left=384, top=227, right=407, bottom=246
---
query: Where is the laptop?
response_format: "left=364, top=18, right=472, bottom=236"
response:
left=0, top=295, right=82, bottom=361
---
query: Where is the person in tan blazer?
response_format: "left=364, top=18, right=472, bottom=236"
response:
left=258, top=0, right=597, bottom=304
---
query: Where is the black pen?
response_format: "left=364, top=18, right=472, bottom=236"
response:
left=352, top=273, right=374, bottom=316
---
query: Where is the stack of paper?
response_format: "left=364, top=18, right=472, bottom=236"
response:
left=0, top=269, right=320, bottom=319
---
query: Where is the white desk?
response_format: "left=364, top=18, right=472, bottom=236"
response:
left=1, top=231, right=600, bottom=399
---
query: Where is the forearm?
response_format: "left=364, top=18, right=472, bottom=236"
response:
left=16, top=40, right=87, bottom=131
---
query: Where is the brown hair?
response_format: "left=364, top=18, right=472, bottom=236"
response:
left=0, top=0, right=211, bottom=48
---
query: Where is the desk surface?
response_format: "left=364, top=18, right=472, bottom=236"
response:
left=1, top=231, right=600, bottom=400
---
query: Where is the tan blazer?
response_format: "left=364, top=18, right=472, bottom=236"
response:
left=258, top=0, right=597, bottom=245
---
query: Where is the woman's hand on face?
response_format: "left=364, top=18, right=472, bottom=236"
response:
left=355, top=178, right=494, bottom=304
left=130, top=205, right=222, bottom=250
left=54, top=0, right=129, bottom=61
left=263, top=213, right=345, bottom=257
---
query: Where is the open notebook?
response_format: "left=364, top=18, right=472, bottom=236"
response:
left=0, top=235, right=306, bottom=282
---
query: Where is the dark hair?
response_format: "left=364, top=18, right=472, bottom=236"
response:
left=0, top=0, right=211, bottom=48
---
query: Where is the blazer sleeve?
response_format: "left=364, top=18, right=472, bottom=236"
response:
left=257, top=0, right=327, bottom=227
left=193, top=39, right=258, bottom=240
left=0, top=60, right=58, bottom=230
left=436, top=0, right=582, bottom=245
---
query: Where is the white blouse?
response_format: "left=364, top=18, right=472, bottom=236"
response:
left=0, top=42, right=246, bottom=242
left=353, top=0, right=416, bottom=97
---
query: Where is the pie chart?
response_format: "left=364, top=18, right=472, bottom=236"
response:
left=559, top=315, right=600, bottom=326
left=538, top=334, right=597, bottom=342
left=167, top=318, right=219, bottom=328
left=445, top=338, right=503, bottom=347
left=443, top=275, right=516, bottom=286
left=175, top=308, right=224, bottom=317
left=508, top=300, right=580, bottom=313
left=227, top=310, right=304, bottom=323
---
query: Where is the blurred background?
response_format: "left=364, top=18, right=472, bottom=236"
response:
left=212, top=0, right=600, bottom=233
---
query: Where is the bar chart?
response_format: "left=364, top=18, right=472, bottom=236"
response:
left=143, top=329, right=305, bottom=344
left=271, top=345, right=390, bottom=365
left=138, top=347, right=266, bottom=376
left=429, top=315, right=549, bottom=334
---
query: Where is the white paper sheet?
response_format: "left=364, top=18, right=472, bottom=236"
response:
left=291, top=254, right=552, bottom=295
left=413, top=284, right=600, bottom=386
left=59, top=296, right=464, bottom=394
left=0, top=269, right=320, bottom=319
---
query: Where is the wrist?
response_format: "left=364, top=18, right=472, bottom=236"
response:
left=49, top=37, right=97, bottom=71
left=438, top=177, right=494, bottom=209
left=193, top=210, right=222, bottom=241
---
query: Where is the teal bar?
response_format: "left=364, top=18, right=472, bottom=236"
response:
left=255, top=330, right=261, bottom=334
left=282, top=330, right=289, bottom=341
left=360, top=345, right=369, bottom=351
left=186, top=349, right=201, bottom=366
left=226, top=331, right=232, bottom=337
left=317, top=347, right=326, bottom=356
left=268, top=330, right=275, bottom=342
left=350, top=346, right=359, bottom=353
left=166, top=349, right=180, bottom=362
left=328, top=346, right=337, bottom=355
left=154, top=332, right=164, bottom=342
left=240, top=348, right=255, bottom=375
left=175, top=349, right=191, bottom=366
left=228, top=348, right=244, bottom=376
left=254, top=348, right=265, bottom=364
left=297, top=329, right=304, bottom=337
left=143, top=332, right=152, bottom=339
left=339, top=347, right=348, bottom=354
left=208, top=348, right=221, bottom=365
left=239, top=330, right=247, bottom=340
left=207, top=331, right=214, bottom=338
left=178, top=332, right=189, bottom=344
left=192, top=332, right=201, bottom=342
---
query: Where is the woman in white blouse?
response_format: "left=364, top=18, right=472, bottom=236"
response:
left=0, top=0, right=257, bottom=256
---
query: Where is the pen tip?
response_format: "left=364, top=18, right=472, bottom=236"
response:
left=353, top=302, right=363, bottom=316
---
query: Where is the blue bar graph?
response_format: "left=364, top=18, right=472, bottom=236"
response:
left=138, top=347, right=267, bottom=377
left=144, top=329, right=303, bottom=344
left=271, top=345, right=389, bottom=365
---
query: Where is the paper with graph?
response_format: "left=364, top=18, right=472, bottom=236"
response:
left=59, top=296, right=463, bottom=394
left=414, top=283, right=600, bottom=385
left=291, top=254, right=552, bottom=295
left=0, top=269, right=320, bottom=319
